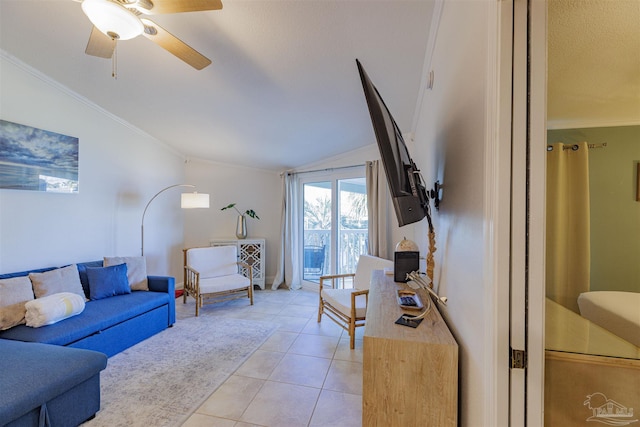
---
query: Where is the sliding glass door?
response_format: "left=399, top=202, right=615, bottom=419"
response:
left=301, top=168, right=367, bottom=284
left=303, top=181, right=331, bottom=282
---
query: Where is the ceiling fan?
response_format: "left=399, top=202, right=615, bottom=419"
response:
left=79, top=0, right=222, bottom=70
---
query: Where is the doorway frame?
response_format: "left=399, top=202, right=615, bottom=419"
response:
left=525, top=0, right=547, bottom=425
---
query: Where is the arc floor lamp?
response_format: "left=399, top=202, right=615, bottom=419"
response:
left=141, top=184, right=209, bottom=256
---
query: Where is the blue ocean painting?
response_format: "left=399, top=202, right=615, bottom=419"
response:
left=0, top=120, right=79, bottom=193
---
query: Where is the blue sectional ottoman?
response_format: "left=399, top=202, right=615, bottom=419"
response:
left=0, top=339, right=108, bottom=427
left=0, top=259, right=177, bottom=426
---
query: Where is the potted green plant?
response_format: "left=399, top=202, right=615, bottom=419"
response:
left=221, top=203, right=260, bottom=239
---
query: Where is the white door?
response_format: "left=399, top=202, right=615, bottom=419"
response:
left=511, top=1, right=547, bottom=425
left=526, top=1, right=547, bottom=424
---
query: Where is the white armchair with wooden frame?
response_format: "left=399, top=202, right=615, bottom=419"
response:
left=183, top=245, right=253, bottom=316
left=318, top=254, right=393, bottom=349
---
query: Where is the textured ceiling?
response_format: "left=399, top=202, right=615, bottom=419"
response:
left=0, top=0, right=435, bottom=170
left=548, top=0, right=640, bottom=128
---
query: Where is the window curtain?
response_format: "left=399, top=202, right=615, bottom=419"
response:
left=546, top=141, right=590, bottom=313
left=272, top=172, right=302, bottom=290
left=366, top=160, right=389, bottom=259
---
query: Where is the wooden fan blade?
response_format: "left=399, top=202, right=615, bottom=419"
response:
left=85, top=26, right=116, bottom=59
left=136, top=0, right=222, bottom=15
left=141, top=19, right=211, bottom=70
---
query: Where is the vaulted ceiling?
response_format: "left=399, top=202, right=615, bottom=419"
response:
left=0, top=0, right=435, bottom=170
left=2, top=1, right=637, bottom=170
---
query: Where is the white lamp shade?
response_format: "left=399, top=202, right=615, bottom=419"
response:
left=181, top=192, right=210, bottom=209
left=81, top=0, right=144, bottom=40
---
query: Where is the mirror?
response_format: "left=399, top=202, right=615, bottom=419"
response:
left=545, top=0, right=640, bottom=360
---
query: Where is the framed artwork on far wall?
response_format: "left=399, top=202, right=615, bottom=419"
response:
left=0, top=120, right=79, bottom=193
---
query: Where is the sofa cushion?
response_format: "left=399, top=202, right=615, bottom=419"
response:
left=25, top=292, right=86, bottom=328
left=0, top=339, right=107, bottom=425
left=86, top=263, right=131, bottom=300
left=76, top=261, right=104, bottom=299
left=0, top=276, right=34, bottom=330
left=0, top=291, right=170, bottom=346
left=104, top=256, right=148, bottom=291
left=29, top=264, right=86, bottom=300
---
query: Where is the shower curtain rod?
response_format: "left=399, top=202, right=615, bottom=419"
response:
left=283, top=163, right=365, bottom=177
left=547, top=142, right=608, bottom=151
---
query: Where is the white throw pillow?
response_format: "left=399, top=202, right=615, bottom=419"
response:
left=0, top=276, right=35, bottom=330
left=29, top=264, right=86, bottom=299
left=104, top=256, right=148, bottom=291
left=25, top=292, right=85, bottom=328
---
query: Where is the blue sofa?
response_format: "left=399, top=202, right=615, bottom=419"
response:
left=0, top=260, right=176, bottom=426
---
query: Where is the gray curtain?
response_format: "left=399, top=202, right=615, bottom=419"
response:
left=272, top=172, right=302, bottom=290
left=366, top=160, right=389, bottom=259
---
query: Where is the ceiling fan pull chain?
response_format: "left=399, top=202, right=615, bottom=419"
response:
left=112, top=39, right=118, bottom=79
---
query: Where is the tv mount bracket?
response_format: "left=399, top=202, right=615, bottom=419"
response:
left=429, top=181, right=443, bottom=211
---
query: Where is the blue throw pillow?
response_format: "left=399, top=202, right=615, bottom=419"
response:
left=86, top=263, right=131, bottom=300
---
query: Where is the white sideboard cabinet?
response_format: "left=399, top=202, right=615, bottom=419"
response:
left=210, top=238, right=266, bottom=290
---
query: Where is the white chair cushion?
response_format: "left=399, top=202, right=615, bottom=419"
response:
left=323, top=288, right=368, bottom=318
left=200, top=274, right=250, bottom=294
left=187, top=246, right=238, bottom=279
left=353, top=255, right=394, bottom=291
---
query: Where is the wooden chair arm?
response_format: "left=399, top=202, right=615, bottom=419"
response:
left=237, top=261, right=253, bottom=279
left=184, top=265, right=200, bottom=275
left=320, top=273, right=356, bottom=281
left=319, top=273, right=355, bottom=289
left=350, top=289, right=369, bottom=318
left=184, top=265, right=200, bottom=293
left=319, top=273, right=356, bottom=298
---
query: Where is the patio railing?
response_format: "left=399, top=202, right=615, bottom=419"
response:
left=303, top=228, right=368, bottom=281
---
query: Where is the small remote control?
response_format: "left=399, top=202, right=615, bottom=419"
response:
left=400, top=296, right=416, bottom=306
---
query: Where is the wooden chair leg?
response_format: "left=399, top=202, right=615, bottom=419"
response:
left=317, top=299, right=323, bottom=323
left=349, top=318, right=356, bottom=349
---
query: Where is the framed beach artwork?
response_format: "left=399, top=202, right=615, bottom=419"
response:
left=0, top=120, right=79, bottom=193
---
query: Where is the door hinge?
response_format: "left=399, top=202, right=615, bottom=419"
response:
left=511, top=348, right=527, bottom=369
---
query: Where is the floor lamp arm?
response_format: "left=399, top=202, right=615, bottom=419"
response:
left=141, top=184, right=196, bottom=256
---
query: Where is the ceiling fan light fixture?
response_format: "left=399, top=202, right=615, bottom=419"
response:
left=81, top=0, right=144, bottom=41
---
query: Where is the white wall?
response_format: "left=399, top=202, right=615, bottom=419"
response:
left=182, top=140, right=392, bottom=290
left=410, top=1, right=505, bottom=425
left=0, top=53, right=186, bottom=279
left=183, top=158, right=281, bottom=285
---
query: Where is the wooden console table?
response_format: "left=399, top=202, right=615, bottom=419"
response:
left=363, top=270, right=458, bottom=426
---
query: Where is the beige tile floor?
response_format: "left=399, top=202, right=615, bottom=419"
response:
left=181, top=288, right=364, bottom=427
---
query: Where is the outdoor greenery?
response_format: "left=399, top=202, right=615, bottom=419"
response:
left=303, top=189, right=368, bottom=279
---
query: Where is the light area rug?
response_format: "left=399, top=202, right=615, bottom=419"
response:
left=83, top=300, right=277, bottom=427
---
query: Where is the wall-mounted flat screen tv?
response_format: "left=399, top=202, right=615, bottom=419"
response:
left=356, top=59, right=429, bottom=227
